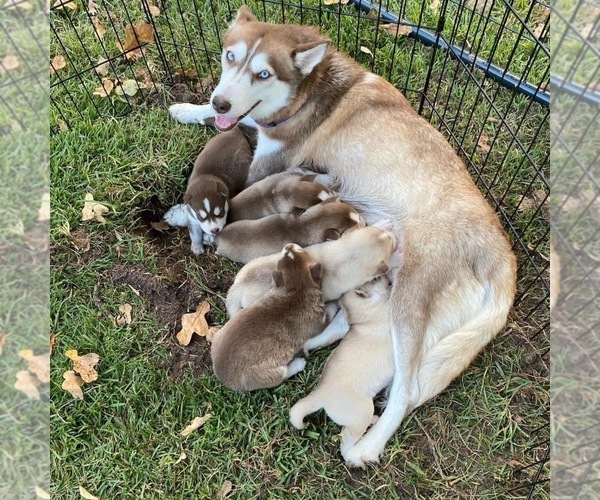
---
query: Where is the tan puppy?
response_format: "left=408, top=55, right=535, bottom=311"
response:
left=163, top=126, right=254, bottom=254
left=228, top=172, right=332, bottom=222
left=211, top=243, right=326, bottom=392
left=289, top=275, right=393, bottom=460
left=226, top=226, right=397, bottom=317
left=215, top=198, right=364, bottom=263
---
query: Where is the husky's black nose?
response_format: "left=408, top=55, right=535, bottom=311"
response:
left=212, top=95, right=231, bottom=114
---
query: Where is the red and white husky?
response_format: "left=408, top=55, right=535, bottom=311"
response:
left=169, top=6, right=517, bottom=467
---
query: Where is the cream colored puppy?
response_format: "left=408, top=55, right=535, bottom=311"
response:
left=226, top=226, right=397, bottom=317
left=289, top=275, right=393, bottom=461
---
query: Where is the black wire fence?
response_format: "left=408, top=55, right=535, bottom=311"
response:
left=39, top=0, right=600, bottom=497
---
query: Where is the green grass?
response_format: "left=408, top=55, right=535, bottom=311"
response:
left=50, top=1, right=550, bottom=498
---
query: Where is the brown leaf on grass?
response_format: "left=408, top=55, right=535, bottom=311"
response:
left=323, top=0, right=349, bottom=4
left=219, top=480, right=234, bottom=500
left=50, top=333, right=56, bottom=354
left=114, top=79, right=146, bottom=96
left=378, top=23, right=413, bottom=37
left=79, top=485, right=100, bottom=500
left=550, top=239, right=561, bottom=310
left=71, top=230, right=91, bottom=251
left=176, top=301, right=212, bottom=346
left=476, top=132, right=491, bottom=153
left=115, top=303, right=133, bottom=326
left=150, top=219, right=170, bottom=231
left=14, top=370, right=41, bottom=399
left=95, top=56, right=110, bottom=77
left=581, top=23, right=594, bottom=40
left=118, top=20, right=154, bottom=58
left=53, top=0, right=77, bottom=11
left=51, top=54, right=67, bottom=74
left=35, top=486, right=51, bottom=499
left=430, top=0, right=441, bottom=10
left=38, top=192, right=50, bottom=221
left=4, top=0, right=33, bottom=10
left=174, top=451, right=187, bottom=464
left=19, top=350, right=51, bottom=383
left=0, top=334, right=6, bottom=356
left=1, top=55, right=20, bottom=75
left=65, top=349, right=100, bottom=382
left=359, top=46, right=374, bottom=58
left=92, top=78, right=115, bottom=98
left=517, top=189, right=547, bottom=214
left=180, top=414, right=212, bottom=436
left=81, top=192, right=110, bottom=222
left=149, top=4, right=160, bottom=16
left=62, top=370, right=85, bottom=399
left=174, top=68, right=198, bottom=78
left=87, top=0, right=99, bottom=14
left=533, top=23, right=546, bottom=40
left=92, top=17, right=106, bottom=41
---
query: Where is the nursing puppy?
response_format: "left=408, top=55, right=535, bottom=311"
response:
left=226, top=226, right=396, bottom=317
left=228, top=172, right=332, bottom=222
left=211, top=243, right=326, bottom=392
left=215, top=198, right=363, bottom=263
left=289, top=275, right=393, bottom=461
left=163, top=126, right=254, bottom=254
left=170, top=7, right=517, bottom=466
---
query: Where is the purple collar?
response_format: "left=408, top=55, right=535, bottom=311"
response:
left=254, top=100, right=309, bottom=128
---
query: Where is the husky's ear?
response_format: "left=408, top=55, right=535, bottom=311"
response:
left=308, top=262, right=322, bottom=283
left=232, top=5, right=257, bottom=25
left=293, top=41, right=330, bottom=76
left=272, top=269, right=284, bottom=287
left=355, top=287, right=371, bottom=298
left=300, top=174, right=317, bottom=182
left=324, top=228, right=341, bottom=241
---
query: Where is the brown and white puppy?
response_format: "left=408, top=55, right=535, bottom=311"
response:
left=163, top=125, right=254, bottom=254
left=210, top=243, right=327, bottom=392
left=170, top=7, right=517, bottom=467
left=215, top=198, right=364, bottom=263
left=228, top=172, right=332, bottom=222
left=226, top=226, right=397, bottom=317
left=289, top=275, right=393, bottom=461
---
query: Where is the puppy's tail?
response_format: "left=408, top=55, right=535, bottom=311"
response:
left=289, top=395, right=322, bottom=430
left=163, top=204, right=188, bottom=227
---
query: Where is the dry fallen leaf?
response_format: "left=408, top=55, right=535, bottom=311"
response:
left=581, top=23, right=594, bottom=40
left=149, top=4, right=160, bottom=16
left=1, top=55, right=20, bottom=75
left=533, top=23, right=546, bottom=40
left=53, top=0, right=77, bottom=11
left=360, top=46, right=374, bottom=58
left=517, top=189, right=547, bottom=214
left=50, top=333, right=56, bottom=354
left=87, top=0, right=99, bottom=14
left=38, top=192, right=51, bottom=221
left=176, top=301, right=212, bottom=346
left=114, top=79, right=146, bottom=96
left=174, top=68, right=198, bottom=79
left=550, top=240, right=561, bottom=310
left=0, top=334, right=6, bottom=356
left=51, top=54, right=67, bottom=74
left=476, top=132, right=491, bottom=154
left=219, top=480, right=234, bottom=500
left=174, top=451, right=187, bottom=464
left=119, top=20, right=154, bottom=58
left=35, top=486, right=51, bottom=499
left=14, top=370, right=41, bottom=400
left=323, top=0, right=349, bottom=4
left=430, top=0, right=441, bottom=10
left=4, top=0, right=33, bottom=10
left=19, top=350, right=51, bottom=383
left=378, top=23, right=413, bottom=37
left=180, top=414, right=212, bottom=436
left=62, top=370, right=85, bottom=399
left=71, top=230, right=91, bottom=252
left=65, top=349, right=100, bottom=383
left=81, top=193, right=109, bottom=222
left=79, top=485, right=100, bottom=500
left=150, top=219, right=170, bottom=231
left=92, top=78, right=115, bottom=98
left=92, top=17, right=106, bottom=40
left=115, top=303, right=133, bottom=326
left=95, top=56, right=110, bottom=77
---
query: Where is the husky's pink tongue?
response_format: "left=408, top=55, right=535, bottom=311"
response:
left=214, top=114, right=239, bottom=131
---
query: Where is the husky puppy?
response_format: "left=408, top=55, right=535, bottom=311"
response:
left=169, top=6, right=517, bottom=466
left=163, top=126, right=254, bottom=254
left=289, top=275, right=393, bottom=460
left=226, top=226, right=397, bottom=317
left=215, top=198, right=363, bottom=263
left=228, top=172, right=332, bottom=222
left=211, top=243, right=326, bottom=392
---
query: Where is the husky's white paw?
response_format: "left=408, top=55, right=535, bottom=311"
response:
left=343, top=440, right=383, bottom=468
left=191, top=242, right=205, bottom=255
left=163, top=204, right=188, bottom=227
left=169, top=103, right=214, bottom=124
left=202, top=233, right=215, bottom=245
left=286, top=357, right=307, bottom=378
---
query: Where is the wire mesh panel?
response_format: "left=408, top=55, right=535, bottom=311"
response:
left=50, top=0, right=552, bottom=497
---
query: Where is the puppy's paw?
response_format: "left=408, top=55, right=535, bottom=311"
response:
left=163, top=204, right=188, bottom=227
left=286, top=357, right=307, bottom=378
left=169, top=103, right=213, bottom=124
left=191, top=242, right=205, bottom=255
left=202, top=233, right=215, bottom=245
left=343, top=443, right=382, bottom=469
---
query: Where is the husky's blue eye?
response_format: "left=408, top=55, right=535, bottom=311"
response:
left=226, top=51, right=234, bottom=61
left=258, top=70, right=271, bottom=79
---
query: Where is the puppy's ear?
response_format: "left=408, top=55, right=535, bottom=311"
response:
left=300, top=174, right=317, bottom=182
left=293, top=40, right=330, bottom=76
left=309, top=262, right=322, bottom=283
left=272, top=269, right=284, bottom=288
left=355, top=288, right=371, bottom=298
left=290, top=207, right=305, bottom=217
left=232, top=5, right=257, bottom=25
left=324, top=228, right=341, bottom=241
left=320, top=195, right=340, bottom=204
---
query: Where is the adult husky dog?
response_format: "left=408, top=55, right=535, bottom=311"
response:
left=169, top=6, right=517, bottom=467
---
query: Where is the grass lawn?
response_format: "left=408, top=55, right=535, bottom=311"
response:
left=49, top=1, right=550, bottom=498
